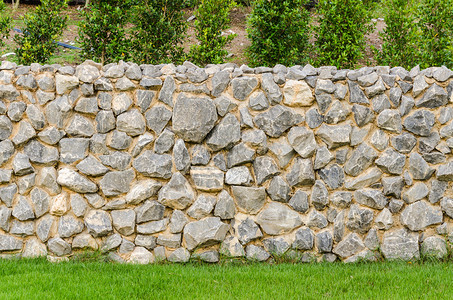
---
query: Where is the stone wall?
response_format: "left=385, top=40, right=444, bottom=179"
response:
left=0, top=60, right=453, bottom=263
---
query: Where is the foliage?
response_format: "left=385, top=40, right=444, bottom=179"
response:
left=416, top=0, right=453, bottom=68
left=375, top=0, right=418, bottom=69
left=130, top=0, right=187, bottom=64
left=0, top=0, right=11, bottom=53
left=13, top=0, right=68, bottom=64
left=78, top=0, right=133, bottom=64
left=246, top=0, right=311, bottom=67
left=189, top=0, right=236, bottom=66
left=314, top=0, right=373, bottom=68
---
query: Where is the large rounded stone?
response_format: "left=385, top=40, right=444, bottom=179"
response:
left=183, top=217, right=229, bottom=250
left=84, top=210, right=113, bottom=238
left=256, top=203, right=302, bottom=235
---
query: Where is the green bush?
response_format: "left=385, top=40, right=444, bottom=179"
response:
left=416, top=0, right=453, bottom=68
left=314, top=0, right=373, bottom=68
left=246, top=0, right=311, bottom=67
left=0, top=0, right=11, bottom=53
left=375, top=0, right=418, bottom=69
left=14, top=0, right=68, bottom=64
left=78, top=0, right=133, bottom=64
left=131, top=0, right=187, bottom=64
left=189, top=0, right=236, bottom=66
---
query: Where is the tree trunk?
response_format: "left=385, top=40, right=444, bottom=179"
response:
left=12, top=0, right=20, bottom=11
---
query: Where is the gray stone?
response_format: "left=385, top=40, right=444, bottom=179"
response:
left=11, top=121, right=36, bottom=146
left=375, top=208, right=393, bottom=230
left=38, top=127, right=65, bottom=145
left=94, top=110, right=115, bottom=134
left=108, top=130, right=132, bottom=150
left=330, top=191, right=352, bottom=209
left=66, top=114, right=95, bottom=137
left=12, top=196, right=35, bottom=221
left=348, top=80, right=369, bottom=104
left=232, top=214, right=262, bottom=244
left=421, top=236, right=447, bottom=259
left=0, top=169, right=12, bottom=185
left=401, top=201, right=442, bottom=231
left=84, top=193, right=105, bottom=208
left=306, top=108, right=324, bottom=129
left=12, top=153, right=34, bottom=176
left=413, top=75, right=429, bottom=97
left=316, top=231, right=333, bottom=253
left=23, top=140, right=59, bottom=166
left=191, top=145, right=210, bottom=166
left=409, top=153, right=434, bottom=180
left=439, top=107, right=453, bottom=124
left=381, top=228, right=419, bottom=260
left=240, top=107, right=254, bottom=128
left=403, top=110, right=435, bottom=136
left=220, top=236, right=245, bottom=257
left=231, top=77, right=258, bottom=100
left=116, top=77, right=136, bottom=91
left=211, top=70, right=230, bottom=97
left=291, top=227, right=314, bottom=250
left=153, top=129, right=175, bottom=154
left=315, top=93, right=332, bottom=113
left=10, top=220, right=34, bottom=236
left=246, top=245, right=270, bottom=261
left=231, top=186, right=266, bottom=215
left=256, top=203, right=302, bottom=235
left=70, top=194, right=87, bottom=217
left=58, top=215, right=84, bottom=238
left=316, top=124, right=351, bottom=149
left=440, top=198, right=453, bottom=218
left=111, top=209, right=136, bottom=236
left=400, top=96, right=415, bottom=116
left=324, top=101, right=350, bottom=124
left=57, top=168, right=97, bottom=193
left=47, top=237, right=71, bottom=256
left=111, top=93, right=132, bottom=116
left=370, top=129, right=388, bottom=151
left=99, top=169, right=135, bottom=197
left=286, top=157, right=315, bottom=187
left=253, top=156, right=279, bottom=185
left=131, top=133, right=154, bottom=157
left=74, top=97, right=98, bottom=115
left=416, top=84, right=448, bottom=108
left=311, top=180, right=329, bottom=210
left=391, top=132, right=417, bottom=154
left=206, top=113, right=241, bottom=151
left=187, top=67, right=208, bottom=83
left=17, top=173, right=35, bottom=195
left=214, top=190, right=236, bottom=219
left=314, top=146, right=333, bottom=170
left=116, top=109, right=146, bottom=136
left=173, top=139, right=190, bottom=172
left=159, top=76, right=176, bottom=107
left=307, top=210, right=328, bottom=229
left=76, top=64, right=100, bottom=83
left=225, top=166, right=252, bottom=186
left=158, top=172, right=195, bottom=210
left=183, top=217, right=229, bottom=250
left=136, top=90, right=154, bottom=113
left=37, top=167, right=60, bottom=195
left=377, top=109, right=402, bottom=133
left=0, top=205, right=11, bottom=231
left=36, top=216, right=54, bottom=242
left=30, top=187, right=49, bottom=218
left=172, top=94, right=217, bottom=143
left=262, top=73, right=282, bottom=104
left=169, top=210, right=189, bottom=234
left=94, top=77, right=113, bottom=91
left=268, top=138, right=295, bottom=169
left=0, top=234, right=23, bottom=251
left=382, top=177, right=404, bottom=198
left=372, top=94, right=391, bottom=114
left=346, top=204, right=373, bottom=234
left=429, top=180, right=447, bottom=203
left=187, top=195, right=216, bottom=219
left=214, top=96, right=237, bottom=117
left=288, top=190, right=309, bottom=213
left=288, top=126, right=317, bottom=158
left=248, top=91, right=269, bottom=111
left=227, top=143, right=255, bottom=168
left=22, top=238, right=47, bottom=258
left=190, top=167, right=224, bottom=192
left=168, top=248, right=190, bottom=263
left=85, top=210, right=113, bottom=237
left=0, top=140, right=14, bottom=165
left=267, top=176, right=291, bottom=202
left=129, top=247, right=154, bottom=264
left=25, top=104, right=45, bottom=130
left=144, top=106, right=172, bottom=136
left=254, top=105, right=300, bottom=137
left=193, top=250, right=219, bottom=263
left=0, top=84, right=19, bottom=101
left=133, top=151, right=172, bottom=179
left=344, top=143, right=377, bottom=177
left=354, top=189, right=388, bottom=209
left=333, top=233, right=365, bottom=258
left=59, top=138, right=89, bottom=164
left=375, top=149, right=406, bottom=175
left=76, top=155, right=109, bottom=177
left=403, top=182, right=429, bottom=203
left=263, top=237, right=291, bottom=256
left=135, top=235, right=157, bottom=250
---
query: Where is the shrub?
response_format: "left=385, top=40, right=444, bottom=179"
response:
left=246, top=0, right=311, bottom=67
left=130, top=0, right=187, bottom=64
left=416, top=0, right=453, bottom=69
left=0, top=0, right=11, bottom=53
left=189, top=0, right=236, bottom=66
left=14, top=0, right=68, bottom=64
left=314, top=0, right=373, bottom=68
left=375, top=0, right=418, bottom=69
left=78, top=0, right=133, bottom=64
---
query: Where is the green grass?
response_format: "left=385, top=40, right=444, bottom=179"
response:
left=0, top=259, right=453, bottom=299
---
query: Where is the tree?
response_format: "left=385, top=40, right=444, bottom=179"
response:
left=0, top=0, right=11, bottom=53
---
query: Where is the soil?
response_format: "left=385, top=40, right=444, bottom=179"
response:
left=3, top=4, right=386, bottom=67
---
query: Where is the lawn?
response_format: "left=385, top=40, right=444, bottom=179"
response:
left=0, top=258, right=452, bottom=299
